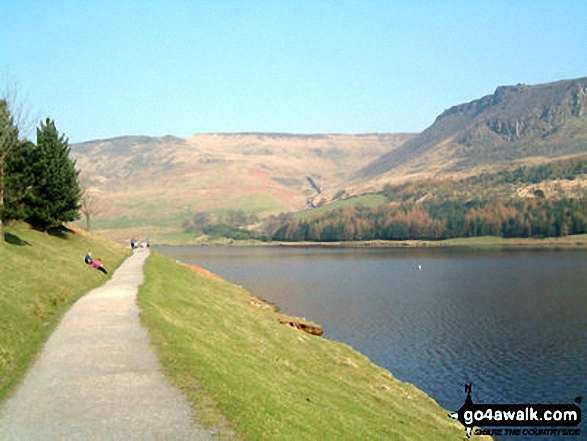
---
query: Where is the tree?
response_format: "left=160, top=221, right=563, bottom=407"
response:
left=2, top=138, right=35, bottom=222
left=1, top=83, right=37, bottom=243
left=0, top=99, right=19, bottom=241
left=23, top=118, right=81, bottom=230
left=79, top=175, right=101, bottom=232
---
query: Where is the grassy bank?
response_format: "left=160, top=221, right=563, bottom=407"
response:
left=0, top=222, right=129, bottom=402
left=438, top=234, right=587, bottom=248
left=138, top=252, right=469, bottom=440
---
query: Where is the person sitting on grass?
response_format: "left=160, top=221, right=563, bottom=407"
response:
left=84, top=252, right=107, bottom=274
left=90, top=258, right=108, bottom=274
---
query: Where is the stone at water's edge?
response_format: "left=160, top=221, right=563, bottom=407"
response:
left=278, top=317, right=324, bottom=336
left=247, top=293, right=323, bottom=335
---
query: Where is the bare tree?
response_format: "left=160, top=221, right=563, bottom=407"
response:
left=0, top=103, right=15, bottom=242
left=0, top=82, right=37, bottom=243
left=79, top=174, right=101, bottom=232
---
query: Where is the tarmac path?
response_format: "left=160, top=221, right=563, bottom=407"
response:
left=0, top=249, right=212, bottom=440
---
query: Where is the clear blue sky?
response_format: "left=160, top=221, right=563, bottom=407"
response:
left=2, top=0, right=586, bottom=143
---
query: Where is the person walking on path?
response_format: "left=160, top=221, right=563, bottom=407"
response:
left=0, top=249, right=211, bottom=440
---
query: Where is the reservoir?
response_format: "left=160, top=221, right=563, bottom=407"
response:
left=157, top=246, right=586, bottom=430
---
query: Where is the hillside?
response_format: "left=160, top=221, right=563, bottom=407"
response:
left=0, top=223, right=129, bottom=401
left=69, top=76, right=587, bottom=243
left=71, top=133, right=413, bottom=241
left=358, top=77, right=587, bottom=182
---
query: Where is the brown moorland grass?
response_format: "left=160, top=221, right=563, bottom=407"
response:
left=70, top=133, right=414, bottom=240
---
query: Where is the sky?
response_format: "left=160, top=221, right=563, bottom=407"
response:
left=1, top=0, right=587, bottom=143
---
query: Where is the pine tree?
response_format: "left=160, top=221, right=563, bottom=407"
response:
left=24, top=118, right=81, bottom=230
left=3, top=139, right=35, bottom=222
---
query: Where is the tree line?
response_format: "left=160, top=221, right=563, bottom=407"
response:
left=182, top=210, right=260, bottom=240
left=381, top=158, right=587, bottom=206
left=463, top=161, right=587, bottom=186
left=267, top=198, right=587, bottom=242
left=1, top=99, right=80, bottom=239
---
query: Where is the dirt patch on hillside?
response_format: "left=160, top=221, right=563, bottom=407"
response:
left=178, top=262, right=225, bottom=282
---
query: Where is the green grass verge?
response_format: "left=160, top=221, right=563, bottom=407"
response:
left=0, top=222, right=129, bottom=402
left=439, top=234, right=587, bottom=248
left=296, top=193, right=388, bottom=219
left=137, top=252, right=467, bottom=440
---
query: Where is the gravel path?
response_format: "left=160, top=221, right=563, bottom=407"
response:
left=0, top=249, right=212, bottom=440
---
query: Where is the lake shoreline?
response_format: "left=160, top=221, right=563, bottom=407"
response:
left=155, top=234, right=587, bottom=249
left=138, top=251, right=476, bottom=439
left=155, top=244, right=587, bottom=440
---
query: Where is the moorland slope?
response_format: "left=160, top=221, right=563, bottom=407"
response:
left=71, top=133, right=413, bottom=240
left=70, top=76, right=587, bottom=242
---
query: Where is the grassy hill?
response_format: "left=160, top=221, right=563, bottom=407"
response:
left=138, top=252, right=471, bottom=439
left=0, top=223, right=129, bottom=402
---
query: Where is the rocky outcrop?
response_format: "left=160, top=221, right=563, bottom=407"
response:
left=248, top=296, right=323, bottom=336
left=278, top=317, right=324, bottom=336
left=480, top=81, right=587, bottom=142
left=358, top=77, right=587, bottom=177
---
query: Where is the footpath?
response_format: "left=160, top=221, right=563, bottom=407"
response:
left=0, top=249, right=211, bottom=440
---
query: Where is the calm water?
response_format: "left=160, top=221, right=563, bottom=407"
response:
left=157, top=246, right=586, bottom=434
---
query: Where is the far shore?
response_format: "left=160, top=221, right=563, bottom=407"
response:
left=152, top=234, right=587, bottom=249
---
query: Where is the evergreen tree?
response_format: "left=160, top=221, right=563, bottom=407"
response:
left=3, top=139, right=35, bottom=222
left=24, top=118, right=81, bottom=230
